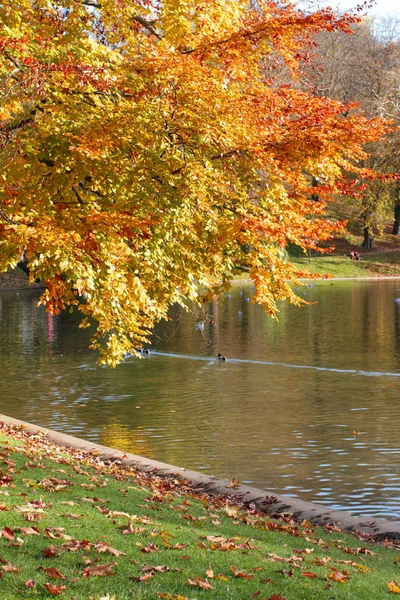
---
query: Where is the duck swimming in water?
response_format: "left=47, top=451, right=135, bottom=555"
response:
left=136, top=347, right=150, bottom=355
left=217, top=353, right=227, bottom=361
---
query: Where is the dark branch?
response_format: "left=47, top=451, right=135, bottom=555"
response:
left=210, top=150, right=240, bottom=160
left=0, top=209, right=18, bottom=225
left=132, top=16, right=163, bottom=40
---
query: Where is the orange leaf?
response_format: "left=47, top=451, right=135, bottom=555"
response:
left=43, top=583, right=67, bottom=595
left=388, top=581, right=400, bottom=594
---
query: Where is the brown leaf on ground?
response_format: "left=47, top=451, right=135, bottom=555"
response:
left=43, top=583, right=67, bottom=595
left=312, top=557, right=331, bottom=566
left=39, top=567, right=66, bottom=579
left=131, top=572, right=154, bottom=582
left=141, top=565, right=170, bottom=573
left=19, top=526, right=40, bottom=535
left=344, top=547, right=376, bottom=555
left=230, top=567, right=254, bottom=580
left=268, top=553, right=302, bottom=568
left=0, top=527, right=14, bottom=540
left=122, top=523, right=146, bottom=535
left=141, top=544, right=158, bottom=553
left=94, top=543, right=127, bottom=557
left=41, top=546, right=61, bottom=559
left=301, top=571, right=317, bottom=579
left=226, top=478, right=240, bottom=489
left=2, top=563, right=18, bottom=573
left=267, top=595, right=286, bottom=600
left=276, top=569, right=294, bottom=577
left=25, top=579, right=36, bottom=589
left=328, top=568, right=351, bottom=583
left=81, top=497, right=109, bottom=504
left=187, top=577, right=214, bottom=590
left=82, top=563, right=118, bottom=578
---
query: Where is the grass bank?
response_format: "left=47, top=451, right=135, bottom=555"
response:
left=291, top=251, right=400, bottom=279
left=0, top=421, right=398, bottom=600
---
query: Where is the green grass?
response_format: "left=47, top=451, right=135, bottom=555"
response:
left=0, top=424, right=399, bottom=599
left=291, top=251, right=400, bottom=279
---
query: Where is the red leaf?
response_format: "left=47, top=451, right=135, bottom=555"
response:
left=0, top=527, right=14, bottom=540
left=43, top=583, right=67, bottom=595
left=25, top=580, right=36, bottom=589
left=39, top=567, right=66, bottom=579
left=301, top=571, right=317, bottom=579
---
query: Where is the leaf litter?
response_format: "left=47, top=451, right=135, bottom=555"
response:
left=0, top=420, right=398, bottom=599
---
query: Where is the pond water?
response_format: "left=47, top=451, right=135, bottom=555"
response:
left=0, top=279, right=399, bottom=521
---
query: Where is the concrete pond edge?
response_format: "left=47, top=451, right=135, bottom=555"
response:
left=1, top=414, right=399, bottom=542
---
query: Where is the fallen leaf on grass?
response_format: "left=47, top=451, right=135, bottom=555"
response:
left=276, top=569, right=294, bottom=577
left=18, top=526, right=40, bottom=535
left=39, top=567, right=66, bottom=579
left=388, top=580, right=400, bottom=594
left=312, top=557, right=330, bottom=566
left=230, top=566, right=254, bottom=580
left=344, top=547, right=376, bottom=556
left=2, top=562, right=18, bottom=573
left=25, top=580, right=36, bottom=589
left=130, top=572, right=154, bottom=583
left=0, top=527, right=14, bottom=540
left=122, top=523, right=146, bottom=535
left=81, top=497, right=109, bottom=504
left=141, top=544, right=158, bottom=553
left=301, top=571, right=317, bottom=579
left=94, top=543, right=127, bottom=557
left=328, top=569, right=350, bottom=583
left=82, top=563, right=117, bottom=577
left=43, top=583, right=67, bottom=595
left=187, top=577, right=214, bottom=590
left=141, top=565, right=170, bottom=574
left=267, top=595, right=286, bottom=600
left=206, top=568, right=214, bottom=578
left=41, top=546, right=61, bottom=559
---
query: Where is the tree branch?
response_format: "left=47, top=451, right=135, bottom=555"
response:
left=132, top=16, right=163, bottom=41
left=0, top=209, right=18, bottom=225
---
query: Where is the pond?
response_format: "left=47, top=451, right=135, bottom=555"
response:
left=0, top=279, right=399, bottom=521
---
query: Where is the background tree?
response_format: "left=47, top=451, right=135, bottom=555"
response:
left=0, top=0, right=391, bottom=364
left=306, top=18, right=400, bottom=246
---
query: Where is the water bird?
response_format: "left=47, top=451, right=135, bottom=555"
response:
left=217, top=353, right=227, bottom=361
left=136, top=347, right=150, bottom=354
left=195, top=321, right=205, bottom=333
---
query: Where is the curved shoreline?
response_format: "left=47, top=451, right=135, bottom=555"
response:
left=1, top=413, right=399, bottom=541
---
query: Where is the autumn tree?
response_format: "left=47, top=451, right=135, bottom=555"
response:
left=0, top=0, right=391, bottom=364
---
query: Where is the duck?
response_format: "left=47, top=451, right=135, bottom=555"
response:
left=136, top=347, right=150, bottom=355
left=217, top=353, right=227, bottom=361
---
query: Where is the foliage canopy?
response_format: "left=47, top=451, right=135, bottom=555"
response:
left=0, top=0, right=391, bottom=364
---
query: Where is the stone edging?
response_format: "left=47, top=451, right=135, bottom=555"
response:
left=1, top=414, right=399, bottom=541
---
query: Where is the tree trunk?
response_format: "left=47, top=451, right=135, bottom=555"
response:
left=362, top=226, right=374, bottom=249
left=393, top=203, right=400, bottom=235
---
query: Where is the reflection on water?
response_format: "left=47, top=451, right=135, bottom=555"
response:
left=0, top=280, right=400, bottom=521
